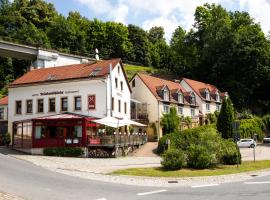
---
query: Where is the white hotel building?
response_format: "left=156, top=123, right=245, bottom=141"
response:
left=8, top=58, right=131, bottom=153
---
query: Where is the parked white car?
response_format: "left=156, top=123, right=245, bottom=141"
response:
left=237, top=139, right=256, bottom=148
left=263, top=136, right=270, bottom=143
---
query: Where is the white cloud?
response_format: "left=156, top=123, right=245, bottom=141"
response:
left=74, top=0, right=270, bottom=41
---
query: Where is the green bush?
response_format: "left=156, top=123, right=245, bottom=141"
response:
left=161, top=149, right=186, bottom=170
left=220, top=139, right=241, bottom=165
left=2, top=133, right=11, bottom=145
left=43, top=147, right=84, bottom=157
left=187, top=144, right=215, bottom=169
left=262, top=115, right=270, bottom=133
left=238, top=118, right=265, bottom=141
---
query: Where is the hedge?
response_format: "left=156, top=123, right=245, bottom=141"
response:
left=161, top=149, right=186, bottom=170
left=237, top=118, right=265, bottom=141
left=43, top=147, right=84, bottom=157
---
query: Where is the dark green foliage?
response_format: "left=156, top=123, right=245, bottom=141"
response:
left=217, top=98, right=235, bottom=139
left=237, top=118, right=265, bottom=141
left=187, top=144, right=215, bottom=169
left=43, top=147, right=84, bottom=157
left=220, top=139, right=241, bottom=165
left=161, top=149, right=186, bottom=170
left=160, top=107, right=180, bottom=134
left=262, top=115, right=270, bottom=133
left=0, top=133, right=11, bottom=145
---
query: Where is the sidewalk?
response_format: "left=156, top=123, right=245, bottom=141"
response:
left=0, top=191, right=24, bottom=200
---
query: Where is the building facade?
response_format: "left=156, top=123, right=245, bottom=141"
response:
left=8, top=58, right=131, bottom=153
left=130, top=73, right=200, bottom=140
left=180, top=78, right=227, bottom=125
left=0, top=96, right=8, bottom=137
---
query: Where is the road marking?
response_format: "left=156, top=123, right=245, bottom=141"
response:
left=192, top=184, right=219, bottom=188
left=137, top=189, right=167, bottom=196
left=244, top=181, right=270, bottom=185
left=96, top=198, right=107, bottom=200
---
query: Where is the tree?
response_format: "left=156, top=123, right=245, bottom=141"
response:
left=217, top=98, right=235, bottom=139
left=160, top=107, right=180, bottom=134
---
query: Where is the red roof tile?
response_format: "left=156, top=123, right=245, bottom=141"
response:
left=182, top=78, right=221, bottom=101
left=0, top=96, right=8, bottom=105
left=136, top=73, right=194, bottom=105
left=10, top=58, right=121, bottom=87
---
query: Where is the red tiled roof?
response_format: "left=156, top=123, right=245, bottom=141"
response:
left=0, top=96, right=8, bottom=105
left=136, top=73, right=194, bottom=105
left=182, top=78, right=221, bottom=101
left=10, top=58, right=121, bottom=87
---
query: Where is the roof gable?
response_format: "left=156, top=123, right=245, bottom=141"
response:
left=0, top=96, right=8, bottom=105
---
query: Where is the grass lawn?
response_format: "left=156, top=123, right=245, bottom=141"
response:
left=112, top=160, right=270, bottom=177
left=124, top=64, right=156, bottom=79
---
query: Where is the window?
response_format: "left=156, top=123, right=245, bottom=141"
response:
left=15, top=101, right=22, bottom=114
left=74, top=96, right=81, bottom=111
left=118, top=66, right=120, bottom=74
left=163, top=105, right=169, bottom=113
left=216, top=93, right=220, bottom=102
left=49, top=98, right=55, bottom=112
left=178, top=93, right=183, bottom=103
left=206, top=103, right=210, bottom=111
left=115, top=78, right=118, bottom=88
left=132, top=79, right=135, bottom=87
left=178, top=106, right=183, bottom=115
left=190, top=94, right=196, bottom=105
left=120, top=81, right=123, bottom=91
left=61, top=97, right=68, bottom=111
left=90, top=67, right=102, bottom=76
left=37, top=99, right=44, bottom=113
left=163, top=89, right=169, bottom=101
left=0, top=108, right=4, bottom=119
left=191, top=108, right=195, bottom=117
left=26, top=100, right=33, bottom=114
left=124, top=102, right=127, bottom=114
left=205, top=90, right=210, bottom=100
left=112, top=97, right=114, bottom=111
left=216, top=104, right=221, bottom=112
left=118, top=100, right=121, bottom=112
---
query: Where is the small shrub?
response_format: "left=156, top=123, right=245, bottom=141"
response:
left=221, top=139, right=241, bottom=165
left=161, top=149, right=186, bottom=170
left=187, top=144, right=215, bottom=169
left=43, top=147, right=84, bottom=157
left=3, top=133, right=11, bottom=145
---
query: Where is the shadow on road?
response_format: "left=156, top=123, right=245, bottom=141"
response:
left=0, top=146, right=28, bottom=156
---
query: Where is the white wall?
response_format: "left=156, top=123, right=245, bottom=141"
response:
left=34, top=50, right=90, bottom=69
left=0, top=105, right=8, bottom=121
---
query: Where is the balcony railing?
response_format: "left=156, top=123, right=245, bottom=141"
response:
left=88, top=134, right=147, bottom=147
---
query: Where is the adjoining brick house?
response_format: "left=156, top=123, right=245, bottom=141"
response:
left=8, top=58, right=131, bottom=154
left=180, top=78, right=228, bottom=125
left=0, top=96, right=8, bottom=141
left=130, top=73, right=200, bottom=140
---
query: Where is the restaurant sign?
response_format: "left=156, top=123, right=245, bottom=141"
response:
left=88, top=95, right=96, bottom=110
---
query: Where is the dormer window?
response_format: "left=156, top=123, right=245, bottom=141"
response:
left=163, top=88, right=169, bottom=101
left=216, top=92, right=220, bottom=102
left=190, top=93, right=196, bottom=105
left=205, top=90, right=210, bottom=100
left=178, top=93, right=183, bottom=104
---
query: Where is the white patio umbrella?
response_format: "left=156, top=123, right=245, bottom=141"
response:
left=120, top=118, right=147, bottom=127
left=93, top=116, right=128, bottom=128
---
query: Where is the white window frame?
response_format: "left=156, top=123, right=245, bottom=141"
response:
left=205, top=90, right=210, bottom=100
left=191, top=108, right=195, bottom=117
left=163, top=89, right=169, bottom=101
left=163, top=105, right=169, bottom=113
left=178, top=106, right=183, bottom=115
left=206, top=103, right=210, bottom=112
left=178, top=93, right=183, bottom=103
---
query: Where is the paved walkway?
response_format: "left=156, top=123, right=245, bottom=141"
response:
left=240, top=144, right=270, bottom=161
left=0, top=191, right=24, bottom=200
left=130, top=142, right=158, bottom=157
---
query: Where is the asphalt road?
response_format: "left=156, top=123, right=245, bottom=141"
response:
left=1, top=147, right=270, bottom=200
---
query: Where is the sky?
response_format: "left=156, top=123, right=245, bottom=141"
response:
left=45, top=0, right=270, bottom=42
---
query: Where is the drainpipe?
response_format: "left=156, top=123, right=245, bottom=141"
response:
left=109, top=63, right=113, bottom=117
left=157, top=100, right=160, bottom=140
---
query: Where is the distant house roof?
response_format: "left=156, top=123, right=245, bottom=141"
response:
left=0, top=96, right=8, bottom=105
left=135, top=73, right=196, bottom=106
left=182, top=78, right=223, bottom=102
left=10, top=58, right=130, bottom=90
